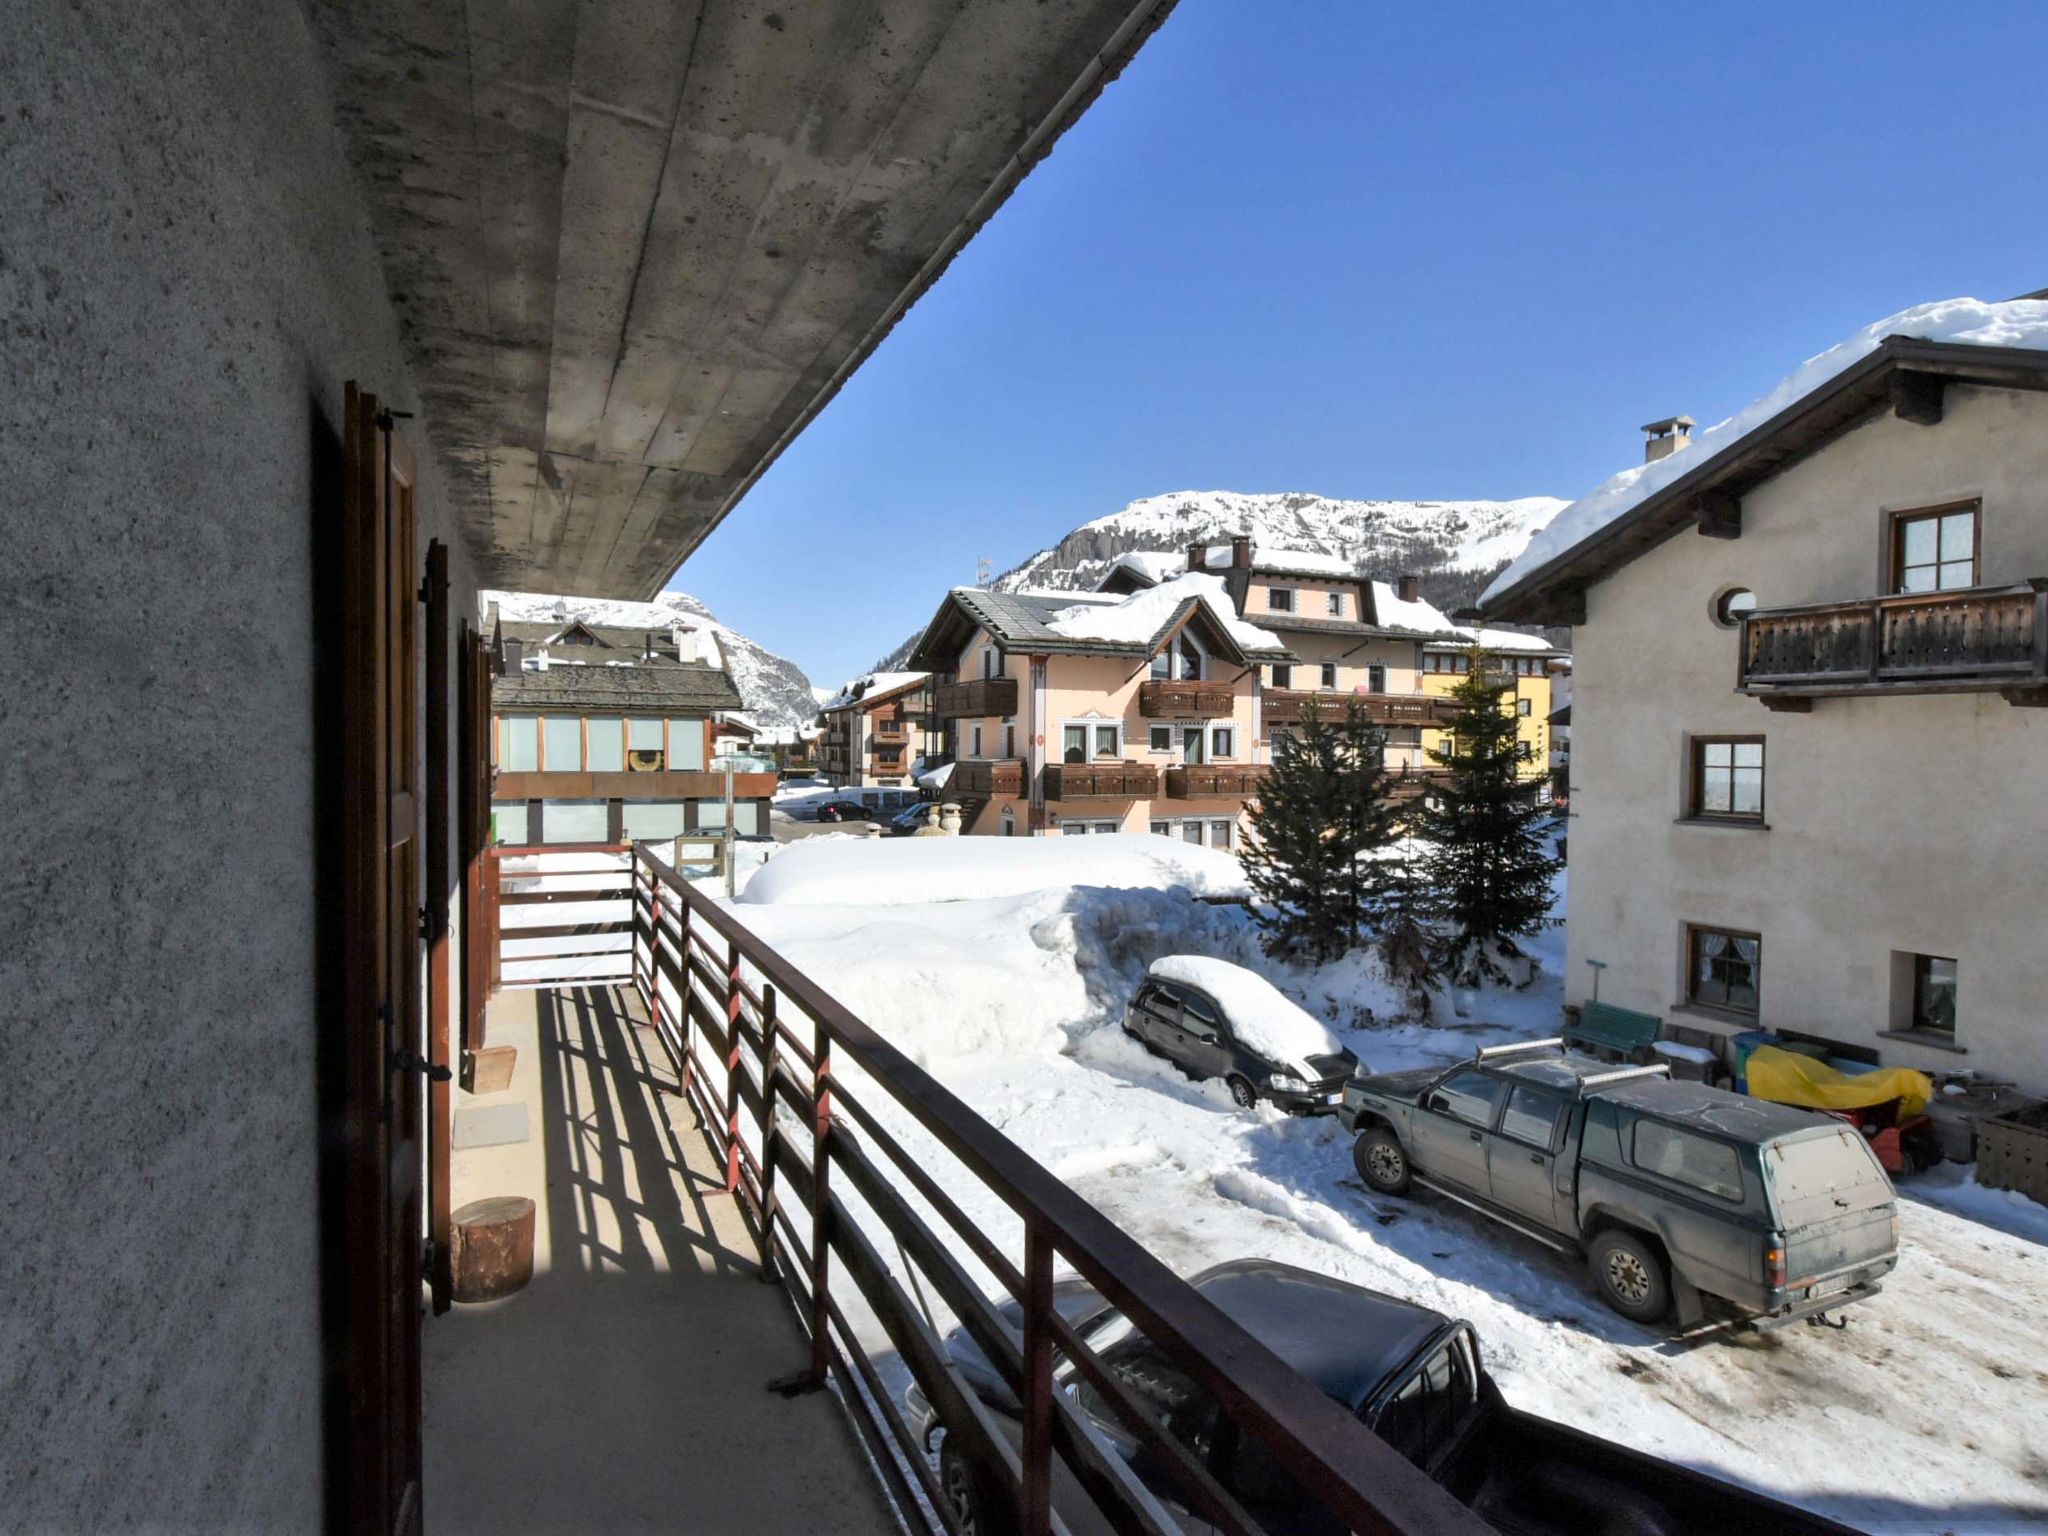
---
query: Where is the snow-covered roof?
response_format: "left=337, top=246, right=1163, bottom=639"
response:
left=1147, top=956, right=1342, bottom=1076
left=1044, top=572, right=1289, bottom=658
left=817, top=670, right=928, bottom=712
left=1216, top=545, right=1356, bottom=577
left=1366, top=581, right=1461, bottom=637
left=1107, top=550, right=1186, bottom=584
left=1483, top=297, right=2048, bottom=613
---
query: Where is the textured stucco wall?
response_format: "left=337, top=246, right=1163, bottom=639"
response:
left=0, top=3, right=478, bottom=1526
left=1566, top=384, right=2048, bottom=1089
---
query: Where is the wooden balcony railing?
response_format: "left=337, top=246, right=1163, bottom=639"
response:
left=1264, top=689, right=1456, bottom=727
left=949, top=758, right=1024, bottom=797
left=1739, top=581, right=2048, bottom=705
left=933, top=676, right=1019, bottom=718
left=1042, top=761, right=1159, bottom=799
left=595, top=845, right=1486, bottom=1536
left=1164, top=763, right=1270, bottom=799
left=1137, top=679, right=1235, bottom=717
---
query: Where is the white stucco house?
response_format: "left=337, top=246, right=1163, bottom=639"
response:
left=1481, top=297, right=2048, bottom=1096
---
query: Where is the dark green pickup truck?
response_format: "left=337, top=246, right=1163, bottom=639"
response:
left=1339, top=1042, right=1899, bottom=1327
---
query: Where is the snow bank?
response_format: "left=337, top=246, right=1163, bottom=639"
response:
left=1149, top=956, right=1343, bottom=1074
left=737, top=832, right=1252, bottom=908
left=1484, top=297, right=2048, bottom=604
left=1046, top=572, right=1283, bottom=654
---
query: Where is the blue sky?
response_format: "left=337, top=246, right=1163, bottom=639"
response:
left=673, top=1, right=2047, bottom=688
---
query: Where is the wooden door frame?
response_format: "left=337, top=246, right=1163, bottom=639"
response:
left=423, top=541, right=453, bottom=1315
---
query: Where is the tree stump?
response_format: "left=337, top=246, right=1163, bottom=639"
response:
left=451, top=1196, right=535, bottom=1302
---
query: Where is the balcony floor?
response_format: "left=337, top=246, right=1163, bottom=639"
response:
left=425, top=985, right=898, bottom=1535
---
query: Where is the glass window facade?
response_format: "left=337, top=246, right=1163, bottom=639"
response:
left=492, top=800, right=530, bottom=845
left=621, top=800, right=687, bottom=840
left=668, top=719, right=706, bottom=770
left=502, top=715, right=538, bottom=772
left=586, top=716, right=625, bottom=772
left=542, top=716, right=582, bottom=771
left=541, top=799, right=607, bottom=843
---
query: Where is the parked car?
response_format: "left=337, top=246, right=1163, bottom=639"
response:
left=813, top=800, right=870, bottom=823
left=907, top=1258, right=1859, bottom=1536
left=1122, top=957, right=1358, bottom=1113
left=887, top=802, right=934, bottom=836
left=1339, top=1042, right=1900, bottom=1328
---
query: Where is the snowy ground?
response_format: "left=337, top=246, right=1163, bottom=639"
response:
left=719, top=838, right=2048, bottom=1535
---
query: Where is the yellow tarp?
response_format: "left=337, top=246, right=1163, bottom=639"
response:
left=1746, top=1046, right=1932, bottom=1117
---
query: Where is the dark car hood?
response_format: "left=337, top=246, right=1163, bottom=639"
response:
left=1351, top=1065, right=1438, bottom=1103
left=942, top=1279, right=1112, bottom=1412
left=1305, top=1050, right=1362, bottom=1083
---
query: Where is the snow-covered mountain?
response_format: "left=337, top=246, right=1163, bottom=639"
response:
left=872, top=490, right=1566, bottom=668
left=482, top=589, right=822, bottom=733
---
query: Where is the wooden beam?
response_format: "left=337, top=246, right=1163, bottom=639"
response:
left=2001, top=685, right=2048, bottom=707
left=1890, top=369, right=1945, bottom=426
left=1758, top=694, right=1814, bottom=713
left=1543, top=589, right=1586, bottom=626
left=1692, top=487, right=1742, bottom=539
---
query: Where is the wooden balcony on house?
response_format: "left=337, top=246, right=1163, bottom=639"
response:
left=1163, top=764, right=1270, bottom=799
left=1137, top=680, right=1235, bottom=717
left=1264, top=689, right=1457, bottom=726
left=1042, top=761, right=1159, bottom=799
left=949, top=759, right=1025, bottom=797
left=933, top=677, right=1019, bottom=718
left=1739, top=581, right=2048, bottom=707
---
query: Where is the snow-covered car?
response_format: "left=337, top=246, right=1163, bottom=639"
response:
left=1340, top=1042, right=1900, bottom=1328
left=906, top=1259, right=1862, bottom=1536
left=1123, top=956, right=1358, bottom=1113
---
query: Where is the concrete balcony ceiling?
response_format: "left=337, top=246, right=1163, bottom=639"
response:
left=315, top=0, right=1174, bottom=597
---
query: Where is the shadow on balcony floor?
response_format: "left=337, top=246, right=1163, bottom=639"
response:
left=422, top=985, right=899, bottom=1535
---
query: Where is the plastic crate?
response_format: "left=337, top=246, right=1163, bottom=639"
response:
left=1977, top=1100, right=2048, bottom=1205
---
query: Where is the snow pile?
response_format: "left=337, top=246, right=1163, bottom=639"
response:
left=1045, top=572, right=1284, bottom=654
left=739, top=833, right=1252, bottom=908
left=1484, top=296, right=2048, bottom=603
left=1149, top=956, right=1344, bottom=1074
left=1367, top=580, right=1460, bottom=636
left=818, top=670, right=927, bottom=713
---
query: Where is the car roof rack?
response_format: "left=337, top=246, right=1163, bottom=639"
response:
left=1475, top=1038, right=1565, bottom=1061
left=1575, top=1064, right=1671, bottom=1097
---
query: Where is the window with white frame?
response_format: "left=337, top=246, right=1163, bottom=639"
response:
left=1326, top=591, right=1344, bottom=616
left=1210, top=725, right=1235, bottom=758
left=1269, top=587, right=1295, bottom=612
left=1149, top=725, right=1173, bottom=753
left=1319, top=662, right=1337, bottom=689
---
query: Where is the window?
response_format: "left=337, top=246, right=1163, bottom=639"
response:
left=1093, top=724, right=1120, bottom=758
left=502, top=715, right=538, bottom=772
left=1150, top=820, right=1171, bottom=836
left=1269, top=587, right=1295, bottom=612
left=1515, top=741, right=1534, bottom=761
left=1691, top=737, right=1764, bottom=820
left=1911, top=954, right=1958, bottom=1036
left=1498, top=1085, right=1566, bottom=1148
left=1712, top=587, right=1756, bottom=629
left=696, top=799, right=726, bottom=829
left=621, top=800, right=687, bottom=840
left=733, top=802, right=761, bottom=836
left=491, top=800, right=530, bottom=844
left=1631, top=1120, right=1744, bottom=1202
left=1001, top=812, right=1015, bottom=836
left=1181, top=822, right=1203, bottom=844
left=1268, top=725, right=1295, bottom=758
left=1326, top=591, right=1344, bottom=616
left=876, top=747, right=902, bottom=767
left=1004, top=724, right=1015, bottom=758
left=668, top=720, right=706, bottom=770
left=1210, top=726, right=1235, bottom=758
left=540, top=798, right=606, bottom=843
left=1178, top=635, right=1203, bottom=681
left=1374, top=1334, right=1479, bottom=1471
left=542, top=715, right=582, bottom=771
left=1150, top=650, right=1171, bottom=680
left=1063, top=726, right=1086, bottom=763
left=1208, top=820, right=1233, bottom=850
left=1271, top=664, right=1292, bottom=690
left=1180, top=992, right=1221, bottom=1040
left=586, top=716, right=625, bottom=772
left=1367, top=664, right=1386, bottom=694
left=1688, top=926, right=1760, bottom=1014
left=1516, top=698, right=1532, bottom=717
left=970, top=724, right=983, bottom=758
left=1319, top=662, right=1337, bottom=689
left=1424, top=1069, right=1504, bottom=1128
left=1892, top=502, right=1978, bottom=594
left=1148, top=725, right=1173, bottom=753
left=627, top=717, right=665, bottom=770
left=981, top=647, right=998, bottom=679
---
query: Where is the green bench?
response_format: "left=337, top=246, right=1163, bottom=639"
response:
left=1565, top=1001, right=1663, bottom=1063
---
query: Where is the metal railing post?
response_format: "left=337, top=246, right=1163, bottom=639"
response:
left=678, top=890, right=695, bottom=1102
left=724, top=937, right=743, bottom=1194
left=808, top=1012, right=833, bottom=1388
left=758, top=984, right=780, bottom=1281
left=1017, top=1219, right=1055, bottom=1536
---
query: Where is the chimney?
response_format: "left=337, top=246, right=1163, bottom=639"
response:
left=1186, top=539, right=1209, bottom=572
left=1397, top=573, right=1422, bottom=604
left=502, top=637, right=526, bottom=672
left=1231, top=534, right=1253, bottom=569
left=1641, top=415, right=1695, bottom=464
left=533, top=646, right=550, bottom=672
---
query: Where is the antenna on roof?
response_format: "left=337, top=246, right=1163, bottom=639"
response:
left=976, top=557, right=992, bottom=588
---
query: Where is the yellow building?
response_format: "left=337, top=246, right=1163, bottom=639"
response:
left=1419, top=631, right=1562, bottom=790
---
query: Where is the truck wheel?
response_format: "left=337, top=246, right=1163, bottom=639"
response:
left=938, top=1439, right=1011, bottom=1536
left=1353, top=1128, right=1412, bottom=1195
left=1589, top=1230, right=1670, bottom=1324
left=1227, top=1075, right=1258, bottom=1109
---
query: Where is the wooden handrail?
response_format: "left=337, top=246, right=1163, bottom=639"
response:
left=627, top=844, right=1485, bottom=1536
left=1741, top=580, right=2047, bottom=693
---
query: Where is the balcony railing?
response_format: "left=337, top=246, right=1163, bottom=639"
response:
left=1163, top=763, right=1270, bottom=799
left=1740, top=581, right=2048, bottom=703
left=1137, top=679, right=1235, bottom=717
left=949, top=759, right=1024, bottom=797
left=1264, top=689, right=1456, bottom=727
left=933, top=677, right=1019, bottom=718
left=1042, top=761, right=1160, bottom=799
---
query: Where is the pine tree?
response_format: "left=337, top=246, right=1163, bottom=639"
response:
left=1416, top=651, right=1560, bottom=986
left=1241, top=698, right=1402, bottom=963
left=1367, top=833, right=1440, bottom=1015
